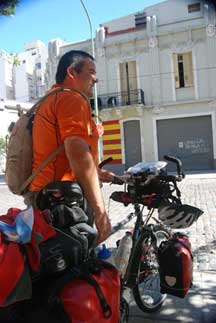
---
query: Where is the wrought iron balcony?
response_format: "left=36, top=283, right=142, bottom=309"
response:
left=90, top=89, right=145, bottom=111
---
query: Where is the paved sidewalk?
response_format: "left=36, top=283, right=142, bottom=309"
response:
left=0, top=173, right=216, bottom=322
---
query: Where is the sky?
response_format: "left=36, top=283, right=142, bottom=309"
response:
left=0, top=0, right=166, bottom=54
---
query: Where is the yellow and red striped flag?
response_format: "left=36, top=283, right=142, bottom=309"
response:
left=102, top=120, right=122, bottom=164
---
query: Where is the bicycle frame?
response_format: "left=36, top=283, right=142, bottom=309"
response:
left=122, top=203, right=165, bottom=289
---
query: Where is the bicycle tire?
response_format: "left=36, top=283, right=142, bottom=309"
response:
left=119, top=297, right=129, bottom=323
left=132, top=225, right=171, bottom=313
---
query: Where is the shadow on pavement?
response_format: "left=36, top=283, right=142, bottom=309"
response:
left=125, top=271, right=216, bottom=323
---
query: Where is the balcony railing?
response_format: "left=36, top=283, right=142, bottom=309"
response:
left=90, top=89, right=145, bottom=111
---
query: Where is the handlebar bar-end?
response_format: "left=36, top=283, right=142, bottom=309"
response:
left=98, top=157, right=113, bottom=169
left=163, top=155, right=183, bottom=176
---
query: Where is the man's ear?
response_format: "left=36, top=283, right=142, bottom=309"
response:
left=67, top=66, right=76, bottom=79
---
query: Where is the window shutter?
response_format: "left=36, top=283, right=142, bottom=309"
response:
left=173, top=53, right=180, bottom=89
left=183, top=52, right=194, bottom=87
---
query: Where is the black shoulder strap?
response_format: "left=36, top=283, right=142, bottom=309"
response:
left=82, top=270, right=112, bottom=319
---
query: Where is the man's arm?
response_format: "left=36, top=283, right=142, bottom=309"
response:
left=64, top=136, right=111, bottom=244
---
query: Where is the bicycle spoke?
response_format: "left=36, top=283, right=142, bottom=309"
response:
left=132, top=226, right=170, bottom=313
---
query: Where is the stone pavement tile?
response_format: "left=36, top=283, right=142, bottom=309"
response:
left=124, top=271, right=216, bottom=323
left=197, top=272, right=216, bottom=295
left=202, top=298, right=216, bottom=323
left=128, top=292, right=204, bottom=323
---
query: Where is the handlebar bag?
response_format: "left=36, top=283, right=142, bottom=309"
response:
left=126, top=161, right=168, bottom=200
left=158, top=232, right=193, bottom=298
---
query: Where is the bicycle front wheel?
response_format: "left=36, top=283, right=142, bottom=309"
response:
left=132, top=225, right=171, bottom=313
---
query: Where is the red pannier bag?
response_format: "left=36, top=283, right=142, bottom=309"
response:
left=61, top=267, right=120, bottom=322
left=58, top=260, right=121, bottom=323
left=158, top=232, right=193, bottom=298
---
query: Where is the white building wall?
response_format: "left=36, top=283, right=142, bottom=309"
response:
left=94, top=0, right=216, bottom=108
left=0, top=58, right=7, bottom=99
left=46, top=38, right=78, bottom=88
left=0, top=51, right=14, bottom=100
left=15, top=40, right=48, bottom=101
left=91, top=0, right=216, bottom=170
left=102, top=14, right=135, bottom=33
left=14, top=63, right=32, bottom=102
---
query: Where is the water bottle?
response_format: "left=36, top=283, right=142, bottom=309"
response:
left=97, top=244, right=116, bottom=266
left=114, top=231, right=133, bottom=276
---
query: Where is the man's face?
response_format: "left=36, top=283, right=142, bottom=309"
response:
left=74, top=58, right=97, bottom=97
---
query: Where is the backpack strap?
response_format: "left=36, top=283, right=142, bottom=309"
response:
left=19, top=86, right=90, bottom=195
left=19, top=145, right=64, bottom=195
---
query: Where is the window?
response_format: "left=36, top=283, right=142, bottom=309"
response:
left=173, top=52, right=194, bottom=89
left=31, top=51, right=37, bottom=56
left=35, top=62, right=41, bottom=69
left=188, top=3, right=200, bottom=13
left=135, top=12, right=147, bottom=28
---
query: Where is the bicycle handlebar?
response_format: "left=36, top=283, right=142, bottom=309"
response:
left=163, top=155, right=185, bottom=178
left=112, top=173, right=183, bottom=186
left=99, top=155, right=185, bottom=185
left=98, top=157, right=113, bottom=169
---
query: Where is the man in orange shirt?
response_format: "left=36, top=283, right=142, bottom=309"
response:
left=26, top=50, right=113, bottom=244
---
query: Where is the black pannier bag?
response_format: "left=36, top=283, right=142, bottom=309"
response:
left=158, top=232, right=193, bottom=298
left=36, top=222, right=97, bottom=278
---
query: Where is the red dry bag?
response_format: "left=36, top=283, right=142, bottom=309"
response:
left=60, top=261, right=120, bottom=322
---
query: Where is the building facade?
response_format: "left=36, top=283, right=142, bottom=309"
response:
left=1, top=0, right=216, bottom=173
left=0, top=41, right=48, bottom=140
left=46, top=0, right=216, bottom=172
left=98, top=0, right=216, bottom=172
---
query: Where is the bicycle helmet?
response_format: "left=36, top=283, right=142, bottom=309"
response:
left=158, top=203, right=203, bottom=229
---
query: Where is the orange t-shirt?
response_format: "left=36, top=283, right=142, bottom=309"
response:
left=30, top=85, right=99, bottom=192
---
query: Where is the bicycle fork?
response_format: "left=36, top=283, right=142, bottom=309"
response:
left=124, top=226, right=157, bottom=289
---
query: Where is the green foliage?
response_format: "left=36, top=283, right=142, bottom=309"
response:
left=13, top=56, right=21, bottom=66
left=0, top=136, right=6, bottom=153
left=0, top=0, right=19, bottom=16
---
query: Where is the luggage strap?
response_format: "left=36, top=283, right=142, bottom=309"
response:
left=82, top=269, right=112, bottom=319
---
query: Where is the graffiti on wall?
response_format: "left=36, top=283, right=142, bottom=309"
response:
left=178, top=138, right=211, bottom=154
